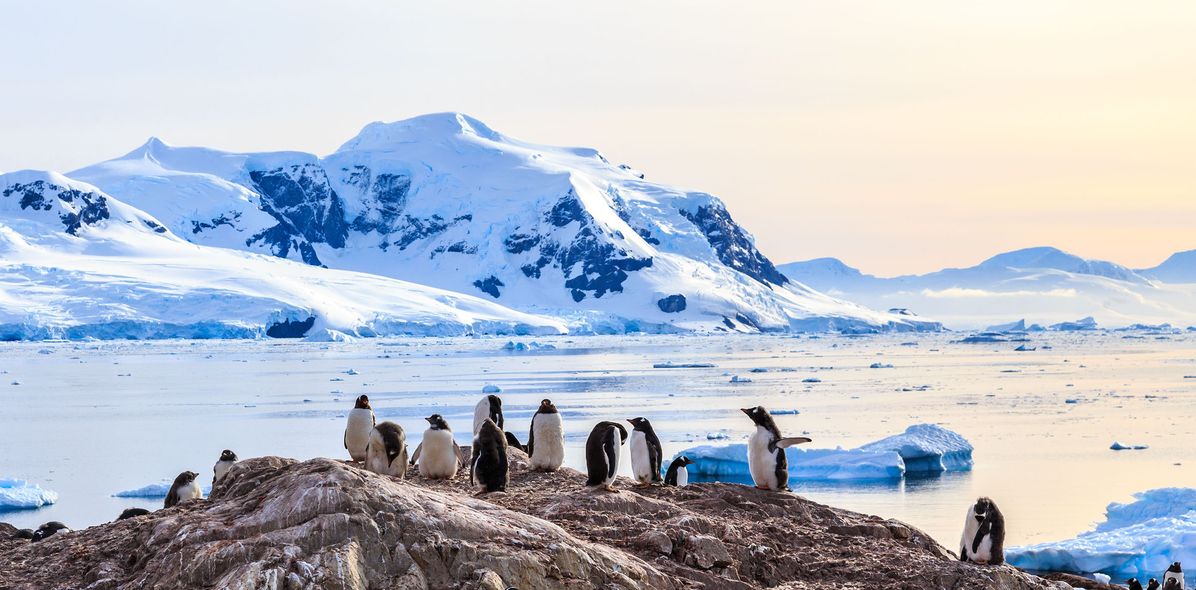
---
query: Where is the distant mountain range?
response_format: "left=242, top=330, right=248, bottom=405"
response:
left=0, top=113, right=938, bottom=340
left=780, top=247, right=1196, bottom=330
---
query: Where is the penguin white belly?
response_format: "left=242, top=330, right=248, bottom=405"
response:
left=179, top=479, right=203, bottom=502
left=345, top=408, right=373, bottom=462
left=213, top=460, right=233, bottom=484
left=529, top=413, right=564, bottom=471
left=603, top=441, right=620, bottom=486
left=366, top=429, right=406, bottom=477
left=960, top=508, right=982, bottom=561
left=971, top=533, right=993, bottom=563
left=1163, top=571, right=1184, bottom=589
left=676, top=466, right=689, bottom=487
left=472, top=398, right=490, bottom=435
left=747, top=427, right=779, bottom=489
left=418, top=430, right=459, bottom=479
left=630, top=430, right=653, bottom=484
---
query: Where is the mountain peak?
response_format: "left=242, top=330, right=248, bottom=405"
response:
left=977, top=246, right=1145, bottom=283
left=338, top=112, right=506, bottom=153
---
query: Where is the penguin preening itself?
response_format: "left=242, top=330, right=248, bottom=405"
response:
left=959, top=497, right=1006, bottom=565
left=344, top=395, right=375, bottom=463
left=1163, top=563, right=1184, bottom=590
left=471, top=418, right=509, bottom=494
left=473, top=394, right=504, bottom=436
left=365, top=421, right=408, bottom=478
left=585, top=421, right=628, bottom=492
left=213, top=449, right=238, bottom=487
left=31, top=521, right=70, bottom=542
left=627, top=417, right=663, bottom=487
left=741, top=406, right=812, bottom=491
left=164, top=471, right=202, bottom=508
left=410, top=414, right=461, bottom=479
left=527, top=398, right=565, bottom=472
left=665, top=456, right=694, bottom=487
left=116, top=508, right=150, bottom=521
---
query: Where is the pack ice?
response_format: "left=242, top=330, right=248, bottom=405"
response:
left=674, top=424, right=972, bottom=481
left=1007, top=488, right=1196, bottom=580
left=0, top=478, right=58, bottom=511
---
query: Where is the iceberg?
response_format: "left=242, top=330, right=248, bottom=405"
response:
left=0, top=478, right=58, bottom=511
left=1050, top=316, right=1098, bottom=331
left=675, top=423, right=971, bottom=482
left=1007, top=488, right=1196, bottom=581
left=113, top=482, right=212, bottom=498
left=1110, top=442, right=1149, bottom=451
left=986, top=319, right=1027, bottom=333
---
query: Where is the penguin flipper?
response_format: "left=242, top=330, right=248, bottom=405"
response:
left=526, top=415, right=536, bottom=457
left=773, top=437, right=813, bottom=449
left=410, top=442, right=423, bottom=466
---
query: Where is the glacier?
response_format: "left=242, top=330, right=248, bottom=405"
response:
left=1007, top=488, right=1196, bottom=581
left=673, top=424, right=971, bottom=482
left=51, top=112, right=938, bottom=336
left=0, top=478, right=58, bottom=511
left=113, top=482, right=212, bottom=498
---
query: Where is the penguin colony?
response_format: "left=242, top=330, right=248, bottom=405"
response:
left=15, top=393, right=1176, bottom=584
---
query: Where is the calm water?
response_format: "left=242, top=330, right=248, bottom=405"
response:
left=2, top=332, right=1195, bottom=557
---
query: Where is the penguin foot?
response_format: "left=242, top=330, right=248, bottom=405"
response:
left=603, top=485, right=621, bottom=493
left=755, top=485, right=771, bottom=490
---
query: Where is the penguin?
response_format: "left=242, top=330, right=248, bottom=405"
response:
left=1150, top=579, right=1162, bottom=590
left=31, top=521, right=70, bottom=542
left=473, top=394, right=504, bottom=436
left=212, top=449, right=238, bottom=486
left=365, top=421, right=408, bottom=478
left=1164, top=563, right=1184, bottom=590
left=527, top=398, right=565, bottom=472
left=585, top=421, right=628, bottom=492
left=470, top=417, right=509, bottom=494
left=164, top=471, right=202, bottom=508
left=740, top=406, right=812, bottom=491
left=116, top=508, right=150, bottom=521
left=665, top=455, right=694, bottom=487
left=344, top=394, right=375, bottom=462
left=13, top=528, right=35, bottom=540
left=504, top=431, right=526, bottom=452
left=958, top=496, right=1006, bottom=565
left=1127, top=578, right=1143, bottom=590
left=627, top=417, right=663, bottom=487
left=410, top=414, right=461, bottom=479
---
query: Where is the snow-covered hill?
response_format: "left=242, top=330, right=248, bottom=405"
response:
left=0, top=170, right=566, bottom=340
left=67, top=113, right=937, bottom=334
left=780, top=246, right=1196, bottom=330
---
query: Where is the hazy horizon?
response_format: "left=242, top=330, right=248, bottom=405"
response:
left=3, top=1, right=1193, bottom=274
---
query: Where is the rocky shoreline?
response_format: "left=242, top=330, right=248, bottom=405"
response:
left=1, top=450, right=1073, bottom=589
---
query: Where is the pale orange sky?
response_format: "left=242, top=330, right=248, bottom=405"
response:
left=1, top=1, right=1193, bottom=275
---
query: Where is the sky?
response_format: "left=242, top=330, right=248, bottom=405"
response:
left=2, top=1, right=1194, bottom=276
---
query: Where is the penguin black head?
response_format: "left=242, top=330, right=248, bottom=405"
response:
left=1149, top=579, right=1160, bottom=590
left=740, top=406, right=769, bottom=424
left=627, top=417, right=653, bottom=431
left=504, top=431, right=524, bottom=450
left=538, top=399, right=557, bottom=413
left=477, top=417, right=505, bottom=445
left=354, top=395, right=371, bottom=410
left=174, top=470, right=199, bottom=485
left=679, top=456, right=695, bottom=466
left=14, top=528, right=34, bottom=540
left=1127, top=579, right=1142, bottom=590
left=32, top=521, right=69, bottom=542
left=219, top=449, right=238, bottom=462
left=487, top=395, right=502, bottom=410
left=1167, top=562, right=1183, bottom=573
left=425, top=414, right=450, bottom=431
left=972, top=497, right=994, bottom=523
left=117, top=507, right=151, bottom=521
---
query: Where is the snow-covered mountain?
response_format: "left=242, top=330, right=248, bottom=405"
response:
left=780, top=246, right=1196, bottom=330
left=0, top=170, right=567, bottom=340
left=64, top=112, right=937, bottom=335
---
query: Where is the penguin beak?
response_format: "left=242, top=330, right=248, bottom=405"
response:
left=425, top=416, right=434, bottom=424
left=740, top=408, right=752, bottom=415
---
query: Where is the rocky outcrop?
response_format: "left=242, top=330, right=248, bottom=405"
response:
left=0, top=452, right=1066, bottom=590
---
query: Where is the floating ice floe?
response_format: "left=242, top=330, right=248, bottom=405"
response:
left=675, top=423, right=972, bottom=482
left=869, top=362, right=894, bottom=369
left=1007, top=487, right=1196, bottom=580
left=653, top=362, right=716, bottom=369
left=113, top=482, right=212, bottom=498
left=481, top=384, right=502, bottom=393
left=802, top=378, right=822, bottom=383
left=1110, top=441, right=1149, bottom=451
left=0, top=478, right=58, bottom=510
left=729, top=375, right=752, bottom=383
left=501, top=341, right=556, bottom=351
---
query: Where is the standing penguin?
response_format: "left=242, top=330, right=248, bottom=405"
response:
left=164, top=471, right=202, bottom=508
left=1163, top=563, right=1184, bottom=590
left=344, top=395, right=375, bottom=463
left=365, top=421, right=408, bottom=478
left=410, top=414, right=461, bottom=479
left=527, top=399, right=565, bottom=472
left=212, top=449, right=238, bottom=486
left=1127, top=579, right=1143, bottom=590
left=1150, top=579, right=1162, bottom=590
left=471, top=418, right=509, bottom=494
left=741, top=406, right=812, bottom=491
left=627, top=417, right=663, bottom=487
left=473, top=394, right=504, bottom=436
left=585, top=421, right=628, bottom=492
left=959, top=497, right=1006, bottom=565
left=665, top=456, right=695, bottom=487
